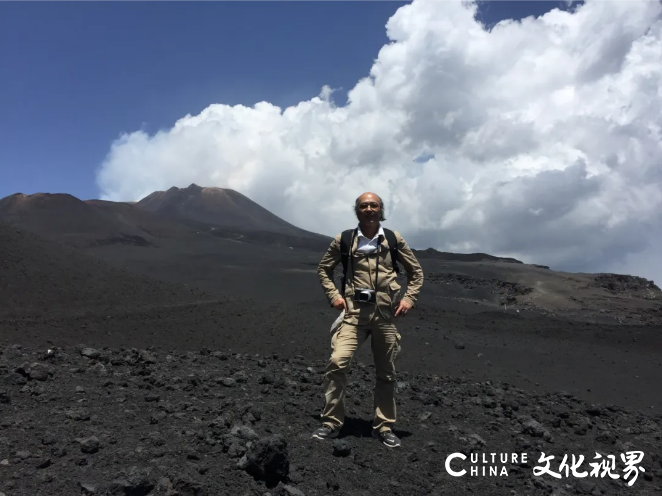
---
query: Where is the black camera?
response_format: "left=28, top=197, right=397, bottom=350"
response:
left=353, top=288, right=376, bottom=304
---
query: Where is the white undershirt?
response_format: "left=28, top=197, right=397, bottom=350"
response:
left=356, top=225, right=384, bottom=254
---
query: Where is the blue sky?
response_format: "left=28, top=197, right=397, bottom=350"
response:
left=0, top=1, right=579, bottom=201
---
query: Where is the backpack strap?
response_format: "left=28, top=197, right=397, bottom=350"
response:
left=383, top=228, right=400, bottom=275
left=340, top=227, right=400, bottom=296
left=339, top=228, right=357, bottom=296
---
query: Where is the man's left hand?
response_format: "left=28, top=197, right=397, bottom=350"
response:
left=394, top=299, right=413, bottom=317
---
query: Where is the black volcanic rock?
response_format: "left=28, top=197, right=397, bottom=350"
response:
left=237, top=433, right=290, bottom=486
left=412, top=247, right=523, bottom=264
left=592, top=273, right=661, bottom=294
left=426, top=272, right=533, bottom=304
left=77, top=436, right=101, bottom=454
left=332, top=439, right=351, bottom=457
left=107, top=466, right=155, bottom=496
left=0, top=342, right=658, bottom=495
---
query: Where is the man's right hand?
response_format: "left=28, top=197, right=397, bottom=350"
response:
left=332, top=297, right=347, bottom=311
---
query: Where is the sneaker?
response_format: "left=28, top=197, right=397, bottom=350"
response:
left=372, top=429, right=401, bottom=448
left=311, top=425, right=339, bottom=440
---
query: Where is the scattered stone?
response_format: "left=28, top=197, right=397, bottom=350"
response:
left=79, top=482, right=97, bottom=495
left=258, top=374, right=275, bottom=385
left=35, top=457, right=51, bottom=469
left=66, top=408, right=91, bottom=421
left=237, top=434, right=289, bottom=486
left=156, top=477, right=173, bottom=492
left=327, top=479, right=340, bottom=491
left=41, top=433, right=56, bottom=446
left=573, top=417, right=591, bottom=436
left=467, top=433, right=486, bottom=449
left=89, top=362, right=108, bottom=376
left=170, top=477, right=206, bottom=495
left=227, top=440, right=246, bottom=458
left=276, top=485, right=305, bottom=496
left=28, top=363, right=51, bottom=381
left=78, top=436, right=101, bottom=454
left=138, top=350, right=157, bottom=364
left=80, top=348, right=101, bottom=359
left=231, top=425, right=259, bottom=441
left=332, top=439, right=351, bottom=457
left=150, top=411, right=167, bottom=424
left=522, top=419, right=547, bottom=438
left=396, top=381, right=410, bottom=393
left=107, top=466, right=155, bottom=496
left=596, top=430, right=616, bottom=445
left=0, top=342, right=659, bottom=496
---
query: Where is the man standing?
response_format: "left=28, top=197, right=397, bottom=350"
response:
left=312, top=192, right=424, bottom=448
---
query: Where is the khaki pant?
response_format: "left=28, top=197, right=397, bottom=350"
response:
left=320, top=311, right=401, bottom=433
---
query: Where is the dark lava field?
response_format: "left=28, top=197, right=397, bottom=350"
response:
left=1, top=188, right=662, bottom=496
left=1, top=342, right=660, bottom=496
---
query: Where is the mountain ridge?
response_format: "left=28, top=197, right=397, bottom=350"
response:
left=134, top=183, right=328, bottom=240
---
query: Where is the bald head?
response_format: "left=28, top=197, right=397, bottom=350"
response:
left=357, top=192, right=381, bottom=204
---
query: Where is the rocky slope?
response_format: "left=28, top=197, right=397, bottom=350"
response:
left=0, top=343, right=660, bottom=496
left=0, top=222, right=218, bottom=318
left=0, top=193, right=157, bottom=248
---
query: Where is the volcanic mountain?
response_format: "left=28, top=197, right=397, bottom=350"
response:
left=83, top=199, right=198, bottom=239
left=134, top=183, right=331, bottom=249
left=0, top=185, right=332, bottom=251
left=0, top=192, right=197, bottom=248
left=0, top=192, right=145, bottom=246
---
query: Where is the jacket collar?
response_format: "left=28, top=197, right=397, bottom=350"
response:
left=357, top=224, right=384, bottom=241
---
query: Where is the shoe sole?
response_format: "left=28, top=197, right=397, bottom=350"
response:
left=311, top=432, right=339, bottom=440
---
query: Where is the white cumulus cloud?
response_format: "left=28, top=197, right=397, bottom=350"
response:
left=96, top=0, right=662, bottom=284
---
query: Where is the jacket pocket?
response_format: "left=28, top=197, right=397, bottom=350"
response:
left=388, top=280, right=402, bottom=304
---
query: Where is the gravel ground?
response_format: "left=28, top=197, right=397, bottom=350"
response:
left=2, top=221, right=662, bottom=495
left=0, top=344, right=660, bottom=496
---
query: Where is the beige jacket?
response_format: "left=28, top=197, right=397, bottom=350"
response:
left=318, top=227, right=424, bottom=323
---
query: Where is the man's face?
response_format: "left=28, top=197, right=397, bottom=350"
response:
left=356, top=194, right=381, bottom=225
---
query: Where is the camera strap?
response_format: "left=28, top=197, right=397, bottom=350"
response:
left=341, top=229, right=357, bottom=297
left=374, top=243, right=380, bottom=290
